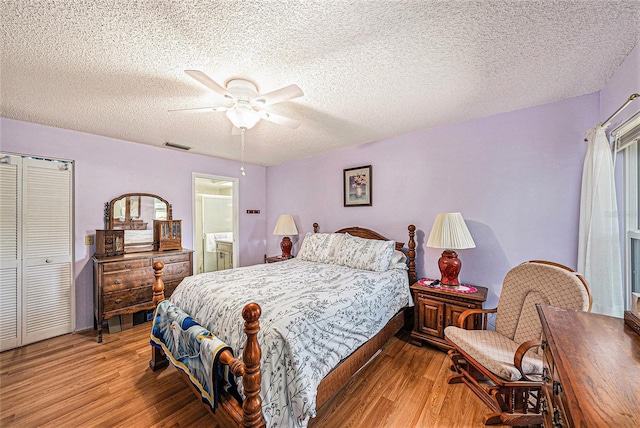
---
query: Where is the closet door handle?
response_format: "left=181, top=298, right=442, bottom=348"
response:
left=45, top=258, right=52, bottom=263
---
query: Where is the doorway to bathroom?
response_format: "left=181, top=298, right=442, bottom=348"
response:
left=193, top=173, right=238, bottom=274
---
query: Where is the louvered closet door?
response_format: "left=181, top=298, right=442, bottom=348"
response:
left=0, top=155, right=21, bottom=351
left=22, top=157, right=74, bottom=346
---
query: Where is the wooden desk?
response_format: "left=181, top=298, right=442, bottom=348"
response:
left=537, top=304, right=640, bottom=428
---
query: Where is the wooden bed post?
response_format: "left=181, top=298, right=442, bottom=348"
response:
left=240, top=303, right=265, bottom=428
left=407, top=224, right=416, bottom=284
left=149, top=261, right=169, bottom=371
left=152, top=261, right=166, bottom=305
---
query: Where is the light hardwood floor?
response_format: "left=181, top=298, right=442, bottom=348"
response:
left=0, top=323, right=511, bottom=427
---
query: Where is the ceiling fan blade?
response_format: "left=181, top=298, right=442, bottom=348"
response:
left=254, top=84, right=303, bottom=106
left=259, top=110, right=301, bottom=128
left=185, top=70, right=232, bottom=100
left=168, top=106, right=229, bottom=113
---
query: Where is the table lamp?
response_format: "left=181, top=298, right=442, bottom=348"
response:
left=426, top=212, right=476, bottom=286
left=273, top=214, right=298, bottom=258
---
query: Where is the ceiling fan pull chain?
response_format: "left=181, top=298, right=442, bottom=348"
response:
left=240, top=129, right=246, bottom=176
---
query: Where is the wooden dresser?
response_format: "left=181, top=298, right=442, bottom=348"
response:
left=537, top=304, right=640, bottom=428
left=93, top=249, right=193, bottom=342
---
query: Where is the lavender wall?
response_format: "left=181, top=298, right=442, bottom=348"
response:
left=266, top=94, right=599, bottom=307
left=600, top=42, right=639, bottom=127
left=0, top=118, right=268, bottom=330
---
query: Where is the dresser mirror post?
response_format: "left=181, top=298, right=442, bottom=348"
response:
left=105, top=193, right=173, bottom=253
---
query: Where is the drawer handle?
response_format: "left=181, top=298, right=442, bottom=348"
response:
left=115, top=299, right=122, bottom=304
left=541, top=340, right=547, bottom=350
left=542, top=367, right=550, bottom=383
left=114, top=279, right=122, bottom=285
left=553, top=380, right=562, bottom=395
left=124, top=263, right=131, bottom=268
left=552, top=408, right=563, bottom=427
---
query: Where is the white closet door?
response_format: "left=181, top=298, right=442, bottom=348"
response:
left=0, top=155, right=21, bottom=351
left=22, top=157, right=74, bottom=345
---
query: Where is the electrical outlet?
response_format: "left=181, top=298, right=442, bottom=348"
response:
left=85, top=235, right=94, bottom=245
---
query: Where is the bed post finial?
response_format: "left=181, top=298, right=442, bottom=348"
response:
left=408, top=225, right=416, bottom=284
left=152, top=261, right=165, bottom=306
left=241, top=303, right=265, bottom=428
left=313, top=222, right=319, bottom=233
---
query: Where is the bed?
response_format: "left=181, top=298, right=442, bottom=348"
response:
left=149, top=223, right=416, bottom=427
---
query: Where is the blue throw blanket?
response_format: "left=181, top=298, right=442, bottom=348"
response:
left=149, top=300, right=241, bottom=411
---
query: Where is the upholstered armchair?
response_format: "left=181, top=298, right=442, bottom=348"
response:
left=444, top=260, right=592, bottom=426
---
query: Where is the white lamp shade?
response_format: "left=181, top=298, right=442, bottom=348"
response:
left=426, top=212, right=476, bottom=249
left=273, top=214, right=298, bottom=236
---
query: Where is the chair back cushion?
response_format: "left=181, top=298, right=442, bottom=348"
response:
left=495, top=261, right=591, bottom=345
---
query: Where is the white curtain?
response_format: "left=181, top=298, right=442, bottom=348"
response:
left=577, top=125, right=624, bottom=317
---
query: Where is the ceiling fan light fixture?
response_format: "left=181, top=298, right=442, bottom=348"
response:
left=226, top=103, right=260, bottom=130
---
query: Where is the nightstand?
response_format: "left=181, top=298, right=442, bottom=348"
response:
left=410, top=279, right=488, bottom=351
left=264, top=255, right=294, bottom=263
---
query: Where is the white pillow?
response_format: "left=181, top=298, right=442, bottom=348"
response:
left=297, top=233, right=344, bottom=264
left=333, top=233, right=395, bottom=272
left=390, top=250, right=408, bottom=270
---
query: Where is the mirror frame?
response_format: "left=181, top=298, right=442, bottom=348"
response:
left=104, top=193, right=173, bottom=251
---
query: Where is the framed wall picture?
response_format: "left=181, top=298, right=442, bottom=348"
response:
left=344, top=165, right=372, bottom=207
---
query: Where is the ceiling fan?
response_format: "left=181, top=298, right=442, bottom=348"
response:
left=172, top=70, right=304, bottom=131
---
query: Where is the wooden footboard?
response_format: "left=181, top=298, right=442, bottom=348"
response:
left=150, top=261, right=266, bottom=428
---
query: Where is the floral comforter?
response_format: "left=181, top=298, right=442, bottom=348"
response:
left=169, top=259, right=411, bottom=427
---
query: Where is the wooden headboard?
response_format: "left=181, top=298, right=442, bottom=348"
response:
left=312, top=222, right=417, bottom=284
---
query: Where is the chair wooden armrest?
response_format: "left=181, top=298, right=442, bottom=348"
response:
left=514, top=340, right=542, bottom=382
left=456, top=307, right=497, bottom=329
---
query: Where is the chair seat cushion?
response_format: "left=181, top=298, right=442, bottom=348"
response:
left=445, top=326, right=542, bottom=382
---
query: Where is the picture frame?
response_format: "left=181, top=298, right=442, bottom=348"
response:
left=343, top=165, right=372, bottom=207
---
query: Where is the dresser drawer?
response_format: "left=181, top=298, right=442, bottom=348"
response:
left=103, top=287, right=153, bottom=314
left=162, top=261, right=191, bottom=282
left=102, top=258, right=151, bottom=273
left=103, top=267, right=154, bottom=292
left=154, top=252, right=191, bottom=265
left=164, top=280, right=181, bottom=298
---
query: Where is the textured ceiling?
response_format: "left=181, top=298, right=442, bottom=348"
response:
left=1, top=1, right=639, bottom=166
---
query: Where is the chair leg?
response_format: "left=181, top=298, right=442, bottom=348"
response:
left=447, top=373, right=465, bottom=384
left=482, top=412, right=503, bottom=425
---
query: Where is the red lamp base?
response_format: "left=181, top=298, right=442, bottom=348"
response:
left=438, top=250, right=462, bottom=286
left=280, top=237, right=293, bottom=259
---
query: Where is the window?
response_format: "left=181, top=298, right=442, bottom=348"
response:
left=626, top=143, right=639, bottom=307
left=614, top=111, right=640, bottom=309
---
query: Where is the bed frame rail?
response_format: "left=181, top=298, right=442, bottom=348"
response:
left=149, top=261, right=266, bottom=428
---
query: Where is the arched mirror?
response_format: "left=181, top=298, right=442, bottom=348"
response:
left=105, top=193, right=172, bottom=252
